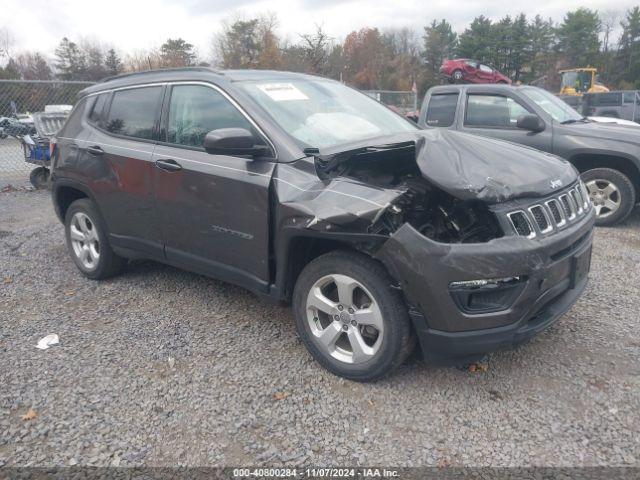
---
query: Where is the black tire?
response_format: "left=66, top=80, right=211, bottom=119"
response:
left=292, top=250, right=414, bottom=382
left=64, top=198, right=125, bottom=279
left=452, top=69, right=464, bottom=83
left=29, top=167, right=49, bottom=189
left=581, top=168, right=636, bottom=226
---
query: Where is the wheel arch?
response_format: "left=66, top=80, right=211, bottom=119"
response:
left=275, top=229, right=388, bottom=303
left=569, top=152, right=640, bottom=195
left=52, top=180, right=97, bottom=223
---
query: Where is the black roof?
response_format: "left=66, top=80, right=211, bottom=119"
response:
left=79, top=67, right=326, bottom=97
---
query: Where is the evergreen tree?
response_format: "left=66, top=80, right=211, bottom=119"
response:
left=105, top=49, right=123, bottom=76
left=54, top=37, right=87, bottom=80
left=509, top=14, right=529, bottom=81
left=160, top=38, right=196, bottom=67
left=556, top=8, right=601, bottom=67
left=422, top=20, right=457, bottom=74
left=527, top=15, right=556, bottom=81
left=216, top=20, right=262, bottom=68
left=618, top=6, right=640, bottom=87
left=0, top=58, right=20, bottom=79
left=457, top=16, right=493, bottom=63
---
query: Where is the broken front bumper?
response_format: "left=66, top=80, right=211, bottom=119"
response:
left=375, top=209, right=595, bottom=363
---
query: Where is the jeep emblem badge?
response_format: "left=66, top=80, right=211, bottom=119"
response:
left=550, top=179, right=563, bottom=189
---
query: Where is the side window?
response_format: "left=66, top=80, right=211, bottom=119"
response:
left=167, top=85, right=255, bottom=147
left=425, top=93, right=458, bottom=127
left=59, top=97, right=89, bottom=137
left=88, top=93, right=108, bottom=127
left=623, top=92, right=635, bottom=104
left=479, top=64, right=493, bottom=73
left=105, top=86, right=163, bottom=140
left=465, top=94, right=529, bottom=128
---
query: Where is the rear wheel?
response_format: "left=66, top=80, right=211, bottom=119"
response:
left=293, top=250, right=414, bottom=381
left=64, top=198, right=125, bottom=279
left=29, top=167, right=49, bottom=189
left=452, top=69, right=464, bottom=82
left=581, top=168, right=636, bottom=226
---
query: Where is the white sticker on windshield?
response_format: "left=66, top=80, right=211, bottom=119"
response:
left=257, top=83, right=309, bottom=101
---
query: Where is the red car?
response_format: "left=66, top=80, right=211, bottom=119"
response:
left=440, top=59, right=511, bottom=84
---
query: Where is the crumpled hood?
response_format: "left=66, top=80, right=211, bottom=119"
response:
left=316, top=129, right=578, bottom=203
left=416, top=129, right=578, bottom=202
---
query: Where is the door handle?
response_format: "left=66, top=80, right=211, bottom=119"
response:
left=155, top=158, right=182, bottom=172
left=87, top=145, right=104, bottom=156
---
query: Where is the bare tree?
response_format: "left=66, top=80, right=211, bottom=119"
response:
left=601, top=10, right=620, bottom=53
left=0, top=26, right=15, bottom=59
left=125, top=48, right=163, bottom=72
left=299, top=25, right=333, bottom=74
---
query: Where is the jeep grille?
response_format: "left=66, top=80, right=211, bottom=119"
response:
left=507, top=183, right=591, bottom=238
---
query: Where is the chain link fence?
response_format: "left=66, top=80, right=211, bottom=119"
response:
left=0, top=80, right=94, bottom=188
left=363, top=90, right=418, bottom=115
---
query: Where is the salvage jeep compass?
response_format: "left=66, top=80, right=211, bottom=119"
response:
left=51, top=68, right=595, bottom=381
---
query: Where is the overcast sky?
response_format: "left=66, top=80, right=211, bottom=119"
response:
left=3, top=0, right=639, bottom=60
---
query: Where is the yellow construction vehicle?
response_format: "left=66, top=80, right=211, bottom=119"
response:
left=559, top=68, right=609, bottom=96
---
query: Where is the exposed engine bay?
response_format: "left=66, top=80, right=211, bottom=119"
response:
left=314, top=141, right=503, bottom=243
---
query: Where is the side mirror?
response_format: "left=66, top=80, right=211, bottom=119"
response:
left=516, top=114, right=545, bottom=133
left=203, top=128, right=269, bottom=157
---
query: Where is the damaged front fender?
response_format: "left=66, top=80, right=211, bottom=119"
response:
left=273, top=160, right=408, bottom=233
left=374, top=218, right=593, bottom=333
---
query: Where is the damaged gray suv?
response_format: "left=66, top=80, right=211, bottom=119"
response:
left=51, top=68, right=595, bottom=381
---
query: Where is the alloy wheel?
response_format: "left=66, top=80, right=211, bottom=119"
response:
left=69, top=212, right=101, bottom=270
left=305, top=274, right=384, bottom=365
left=586, top=179, right=621, bottom=219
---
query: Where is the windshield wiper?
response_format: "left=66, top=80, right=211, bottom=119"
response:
left=560, top=117, right=590, bottom=125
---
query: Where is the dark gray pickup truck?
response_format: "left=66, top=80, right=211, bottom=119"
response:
left=418, top=84, right=640, bottom=225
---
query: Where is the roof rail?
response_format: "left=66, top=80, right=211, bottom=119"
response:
left=100, top=66, right=223, bottom=83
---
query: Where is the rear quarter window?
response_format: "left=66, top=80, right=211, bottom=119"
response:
left=425, top=93, right=458, bottom=127
left=58, top=97, right=89, bottom=138
left=88, top=93, right=109, bottom=127
left=105, top=86, right=163, bottom=140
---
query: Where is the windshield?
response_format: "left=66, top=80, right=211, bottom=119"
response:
left=560, top=71, right=592, bottom=92
left=521, top=88, right=583, bottom=123
left=238, top=79, right=417, bottom=150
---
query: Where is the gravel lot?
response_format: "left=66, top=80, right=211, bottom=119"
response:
left=1, top=189, right=639, bottom=468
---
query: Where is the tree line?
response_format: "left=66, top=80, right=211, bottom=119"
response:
left=2, top=6, right=640, bottom=94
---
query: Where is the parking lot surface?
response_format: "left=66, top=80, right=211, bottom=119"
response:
left=1, top=190, right=639, bottom=467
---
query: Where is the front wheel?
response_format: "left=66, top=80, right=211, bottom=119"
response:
left=581, top=168, right=636, bottom=226
left=452, top=69, right=464, bottom=82
left=292, top=250, right=414, bottom=381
